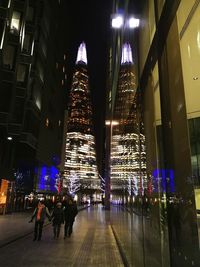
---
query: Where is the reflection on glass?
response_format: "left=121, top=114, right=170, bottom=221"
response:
left=10, top=11, right=21, bottom=34
left=178, top=0, right=200, bottom=248
left=111, top=43, right=147, bottom=201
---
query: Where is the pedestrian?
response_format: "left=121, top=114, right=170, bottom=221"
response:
left=51, top=202, right=64, bottom=239
left=63, top=196, right=78, bottom=238
left=29, top=200, right=51, bottom=241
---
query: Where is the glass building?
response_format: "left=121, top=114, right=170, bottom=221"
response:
left=0, top=0, right=65, bottom=211
left=111, top=43, right=147, bottom=198
left=63, top=42, right=100, bottom=196
left=106, top=0, right=200, bottom=266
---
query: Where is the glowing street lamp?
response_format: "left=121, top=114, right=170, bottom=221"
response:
left=111, top=15, right=124, bottom=29
left=111, top=14, right=140, bottom=29
left=105, top=120, right=119, bottom=126
left=128, top=17, right=140, bottom=28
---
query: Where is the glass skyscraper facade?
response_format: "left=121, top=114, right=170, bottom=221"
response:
left=111, top=43, right=147, bottom=198
left=107, top=1, right=200, bottom=266
left=63, top=42, right=100, bottom=195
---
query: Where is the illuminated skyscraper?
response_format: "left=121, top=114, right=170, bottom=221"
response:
left=63, top=42, right=100, bottom=195
left=111, top=43, right=147, bottom=196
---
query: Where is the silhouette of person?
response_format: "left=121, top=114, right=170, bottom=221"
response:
left=51, top=202, right=64, bottom=239
left=63, top=196, right=78, bottom=238
left=29, top=200, right=51, bottom=241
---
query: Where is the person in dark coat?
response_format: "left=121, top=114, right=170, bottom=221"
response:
left=51, top=202, right=64, bottom=239
left=63, top=196, right=78, bottom=238
left=29, top=200, right=51, bottom=241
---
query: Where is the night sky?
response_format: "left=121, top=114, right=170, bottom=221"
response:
left=61, top=0, right=112, bottom=172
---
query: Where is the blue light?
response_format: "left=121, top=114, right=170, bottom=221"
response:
left=152, top=169, right=175, bottom=193
left=37, top=165, right=59, bottom=192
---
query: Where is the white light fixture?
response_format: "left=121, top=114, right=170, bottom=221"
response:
left=7, top=136, right=12, bottom=140
left=76, top=42, right=87, bottom=64
left=111, top=15, right=124, bottom=29
left=105, top=120, right=119, bottom=126
left=128, top=17, right=140, bottom=28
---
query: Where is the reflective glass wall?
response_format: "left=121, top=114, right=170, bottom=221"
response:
left=108, top=0, right=200, bottom=266
left=177, top=0, right=200, bottom=253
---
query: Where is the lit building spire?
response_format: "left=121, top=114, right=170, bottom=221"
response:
left=121, top=43, right=133, bottom=64
left=76, top=42, right=87, bottom=64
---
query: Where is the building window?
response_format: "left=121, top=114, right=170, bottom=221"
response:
left=39, top=35, right=47, bottom=57
left=0, top=19, right=5, bottom=49
left=0, top=0, right=9, bottom=8
left=43, top=16, right=49, bottom=36
left=33, top=86, right=41, bottom=110
left=36, top=61, right=44, bottom=82
left=10, top=11, right=21, bottom=34
left=13, top=97, right=24, bottom=123
left=17, top=64, right=27, bottom=83
left=46, top=118, right=49, bottom=127
left=26, top=6, right=34, bottom=22
left=23, top=33, right=32, bottom=54
left=3, top=45, right=16, bottom=70
left=0, top=81, right=12, bottom=112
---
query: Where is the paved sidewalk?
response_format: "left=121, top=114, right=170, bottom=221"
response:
left=0, top=211, right=34, bottom=247
left=0, top=206, right=123, bottom=267
left=0, top=205, right=89, bottom=248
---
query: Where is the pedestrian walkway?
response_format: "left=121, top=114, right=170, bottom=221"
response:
left=0, top=205, right=124, bottom=267
left=0, top=205, right=89, bottom=248
left=0, top=211, right=33, bottom=247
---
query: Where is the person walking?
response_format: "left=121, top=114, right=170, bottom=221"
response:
left=51, top=202, right=64, bottom=239
left=29, top=200, right=51, bottom=241
left=63, top=196, right=78, bottom=238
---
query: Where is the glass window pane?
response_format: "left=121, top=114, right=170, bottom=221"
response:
left=3, top=45, right=15, bottom=69
left=17, top=64, right=27, bottom=82
left=26, top=6, right=34, bottom=22
left=10, top=11, right=21, bottom=34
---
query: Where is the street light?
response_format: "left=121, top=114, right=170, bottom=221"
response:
left=111, top=15, right=124, bottom=28
left=111, top=14, right=140, bottom=29
left=128, top=17, right=140, bottom=28
left=105, top=120, right=119, bottom=126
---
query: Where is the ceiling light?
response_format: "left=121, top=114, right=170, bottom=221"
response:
left=111, top=15, right=124, bottom=28
left=128, top=17, right=140, bottom=28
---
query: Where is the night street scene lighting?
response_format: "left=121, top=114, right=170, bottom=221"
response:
left=111, top=14, right=140, bottom=29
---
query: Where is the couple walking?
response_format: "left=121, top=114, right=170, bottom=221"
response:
left=29, top=196, right=78, bottom=241
left=52, top=196, right=78, bottom=239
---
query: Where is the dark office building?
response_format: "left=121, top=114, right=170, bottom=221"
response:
left=0, top=0, right=65, bottom=208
